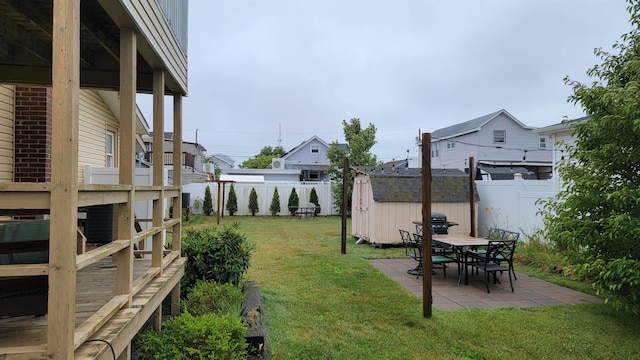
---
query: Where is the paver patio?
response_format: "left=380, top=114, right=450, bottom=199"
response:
left=369, top=258, right=602, bottom=310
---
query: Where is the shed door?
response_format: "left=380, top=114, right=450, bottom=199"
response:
left=0, top=85, right=14, bottom=183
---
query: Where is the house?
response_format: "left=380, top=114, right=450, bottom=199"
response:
left=271, top=135, right=345, bottom=182
left=535, top=116, right=589, bottom=179
left=207, top=153, right=235, bottom=171
left=351, top=166, right=479, bottom=246
left=224, top=167, right=302, bottom=182
left=0, top=1, right=187, bottom=359
left=424, top=109, right=553, bottom=179
left=144, top=132, right=209, bottom=183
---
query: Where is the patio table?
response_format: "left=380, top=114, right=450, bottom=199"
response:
left=431, top=234, right=489, bottom=285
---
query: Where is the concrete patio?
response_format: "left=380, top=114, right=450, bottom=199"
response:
left=369, top=258, right=602, bottom=310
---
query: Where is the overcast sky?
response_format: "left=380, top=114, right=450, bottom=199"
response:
left=138, top=0, right=633, bottom=164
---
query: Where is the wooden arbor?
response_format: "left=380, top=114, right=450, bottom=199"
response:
left=0, top=1, right=188, bottom=359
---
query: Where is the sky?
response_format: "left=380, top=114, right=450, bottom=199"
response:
left=138, top=0, right=634, bottom=164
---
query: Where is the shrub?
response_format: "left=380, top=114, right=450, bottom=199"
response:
left=269, top=187, right=281, bottom=216
left=309, top=187, right=320, bottom=215
left=203, top=185, right=213, bottom=216
left=226, top=184, right=238, bottom=216
left=287, top=188, right=299, bottom=216
left=181, top=224, right=253, bottom=294
left=192, top=196, right=202, bottom=214
left=248, top=188, right=258, bottom=216
left=182, top=281, right=244, bottom=317
left=134, top=312, right=247, bottom=360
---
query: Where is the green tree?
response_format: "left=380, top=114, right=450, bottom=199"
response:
left=540, top=1, right=640, bottom=314
left=309, top=187, right=320, bottom=215
left=287, top=188, right=299, bottom=217
left=248, top=188, right=259, bottom=216
left=226, top=184, right=238, bottom=216
left=203, top=185, right=213, bottom=216
left=239, top=146, right=286, bottom=169
left=327, top=118, right=378, bottom=214
left=269, top=187, right=281, bottom=216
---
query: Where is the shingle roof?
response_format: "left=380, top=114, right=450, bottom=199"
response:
left=354, top=166, right=479, bottom=202
left=431, top=110, right=504, bottom=140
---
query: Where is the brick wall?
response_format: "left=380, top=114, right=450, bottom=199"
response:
left=14, top=86, right=52, bottom=182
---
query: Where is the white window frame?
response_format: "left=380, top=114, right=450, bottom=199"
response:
left=446, top=139, right=456, bottom=150
left=310, top=144, right=319, bottom=154
left=431, top=142, right=439, bottom=158
left=493, top=130, right=506, bottom=144
left=539, top=136, right=547, bottom=149
left=106, top=130, right=115, bottom=167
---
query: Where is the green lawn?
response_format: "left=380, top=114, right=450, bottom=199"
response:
left=186, top=215, right=640, bottom=359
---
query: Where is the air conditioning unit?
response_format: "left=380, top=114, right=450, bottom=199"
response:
left=271, top=158, right=285, bottom=169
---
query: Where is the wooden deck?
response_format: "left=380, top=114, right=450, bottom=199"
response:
left=0, top=256, right=185, bottom=359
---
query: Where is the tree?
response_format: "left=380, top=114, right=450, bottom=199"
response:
left=203, top=185, right=213, bottom=216
left=269, top=187, right=281, bottom=216
left=287, top=188, right=299, bottom=217
left=541, top=1, right=640, bottom=314
left=327, top=118, right=378, bottom=214
left=309, top=187, right=320, bottom=215
left=226, top=184, right=238, bottom=216
left=248, top=188, right=259, bottom=216
left=239, top=146, right=286, bottom=169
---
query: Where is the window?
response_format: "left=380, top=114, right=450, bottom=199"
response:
left=431, top=142, right=439, bottom=158
left=446, top=139, right=456, bottom=150
left=539, top=136, right=547, bottom=149
left=106, top=130, right=115, bottom=167
left=493, top=130, right=506, bottom=144
left=310, top=144, right=319, bottom=154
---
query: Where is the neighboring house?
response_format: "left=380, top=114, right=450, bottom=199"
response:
left=424, top=109, right=553, bottom=179
left=207, top=153, right=235, bottom=171
left=0, top=1, right=187, bottom=359
left=535, top=116, right=588, bottom=179
left=351, top=166, right=479, bottom=246
left=144, top=132, right=209, bottom=183
left=271, top=135, right=345, bottom=182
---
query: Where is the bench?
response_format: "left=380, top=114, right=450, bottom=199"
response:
left=292, top=203, right=316, bottom=219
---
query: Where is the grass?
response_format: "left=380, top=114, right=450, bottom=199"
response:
left=185, top=216, right=640, bottom=359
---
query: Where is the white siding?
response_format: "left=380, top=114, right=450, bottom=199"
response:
left=78, top=90, right=119, bottom=182
left=0, top=85, right=14, bottom=183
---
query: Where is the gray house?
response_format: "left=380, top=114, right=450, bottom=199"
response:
left=271, top=135, right=345, bottom=182
left=423, top=109, right=553, bottom=179
left=351, top=167, right=479, bottom=245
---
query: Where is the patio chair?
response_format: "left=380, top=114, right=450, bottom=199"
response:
left=466, top=240, right=517, bottom=293
left=413, top=233, right=457, bottom=279
left=500, top=230, right=520, bottom=280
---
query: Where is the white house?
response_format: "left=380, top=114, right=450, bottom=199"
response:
left=535, top=116, right=588, bottom=179
left=422, top=109, right=553, bottom=179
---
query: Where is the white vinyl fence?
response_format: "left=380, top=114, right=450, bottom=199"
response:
left=182, top=181, right=336, bottom=216
left=475, top=174, right=561, bottom=240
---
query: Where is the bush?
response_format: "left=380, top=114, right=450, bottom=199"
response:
left=203, top=185, right=213, bottom=216
left=248, top=188, right=258, bottom=216
left=269, top=187, right=281, bottom=216
left=287, top=188, right=299, bottom=216
left=226, top=184, right=238, bottom=216
left=134, top=312, right=247, bottom=360
left=309, top=187, right=320, bottom=215
left=182, top=281, right=244, bottom=317
left=181, top=224, right=253, bottom=294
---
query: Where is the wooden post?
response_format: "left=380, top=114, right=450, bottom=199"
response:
left=152, top=69, right=165, bottom=270
left=469, top=156, right=476, bottom=237
left=217, top=181, right=221, bottom=224
left=341, top=156, right=348, bottom=254
left=114, top=27, right=136, bottom=306
left=422, top=133, right=433, bottom=318
left=49, top=0, right=80, bottom=356
left=222, top=182, right=227, bottom=218
left=173, top=95, right=183, bottom=253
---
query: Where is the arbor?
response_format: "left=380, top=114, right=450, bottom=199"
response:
left=269, top=187, right=281, bottom=216
left=287, top=188, right=299, bottom=217
left=541, top=1, right=640, bottom=314
left=327, top=118, right=378, bottom=213
left=226, top=184, right=238, bottom=216
left=203, top=185, right=213, bottom=216
left=248, top=188, right=259, bottom=216
left=239, top=146, right=286, bottom=169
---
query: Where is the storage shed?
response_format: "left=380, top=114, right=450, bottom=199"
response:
left=351, top=167, right=479, bottom=245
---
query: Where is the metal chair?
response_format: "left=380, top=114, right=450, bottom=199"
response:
left=466, top=240, right=517, bottom=293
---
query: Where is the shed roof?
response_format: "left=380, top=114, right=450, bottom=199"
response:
left=354, top=167, right=479, bottom=203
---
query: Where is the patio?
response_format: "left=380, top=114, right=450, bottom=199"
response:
left=369, top=258, right=602, bottom=310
